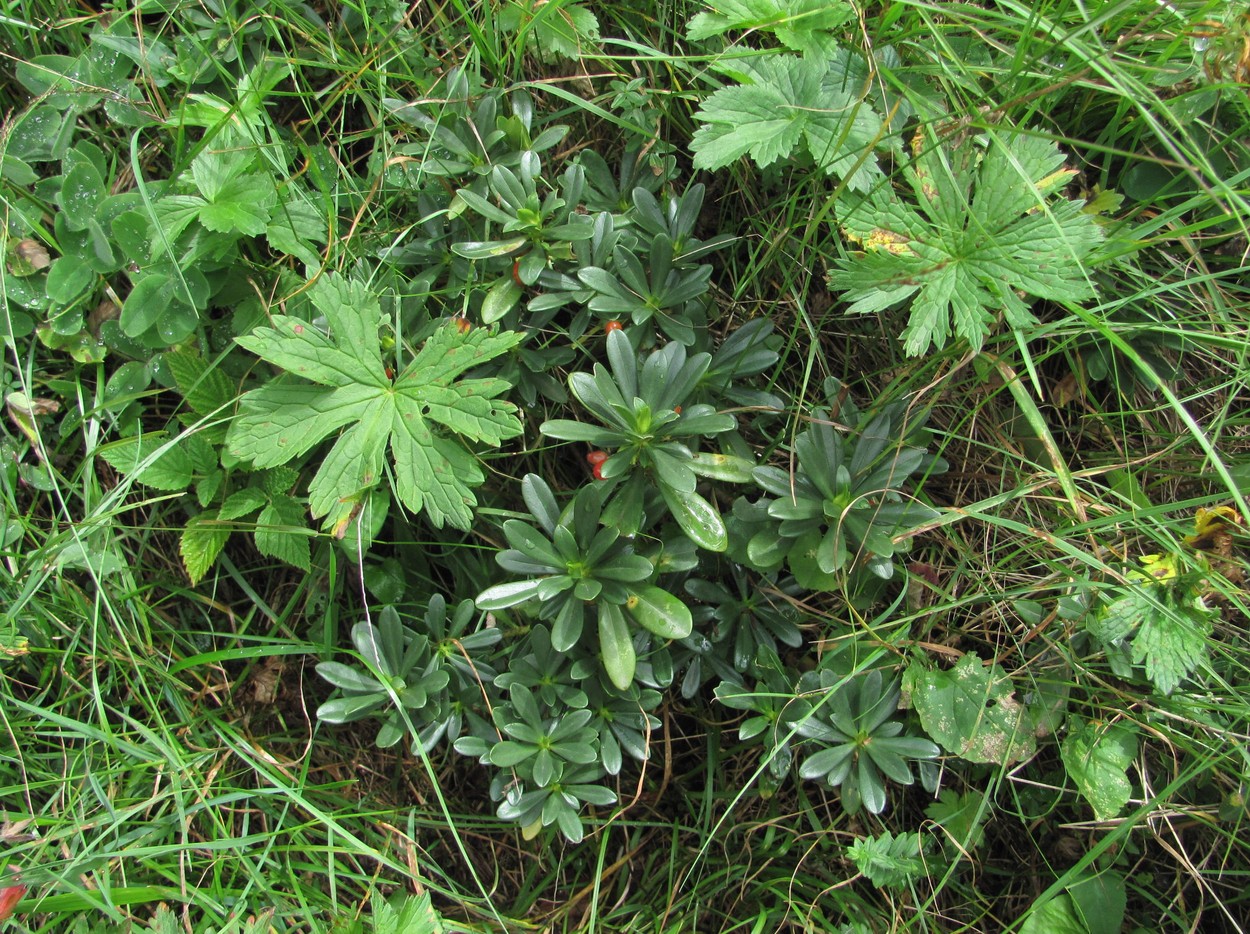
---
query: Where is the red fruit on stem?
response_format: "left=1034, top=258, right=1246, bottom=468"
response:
left=586, top=450, right=608, bottom=466
left=605, top=320, right=623, bottom=333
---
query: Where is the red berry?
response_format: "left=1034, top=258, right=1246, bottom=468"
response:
left=673, top=405, right=682, bottom=414
left=592, top=463, right=605, bottom=480
left=586, top=450, right=608, bottom=466
left=605, top=320, right=623, bottom=333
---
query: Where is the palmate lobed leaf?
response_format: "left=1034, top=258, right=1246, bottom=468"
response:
left=227, top=273, right=524, bottom=531
left=687, top=0, right=854, bottom=56
left=1129, top=589, right=1215, bottom=695
left=831, top=128, right=1105, bottom=356
left=691, top=53, right=885, bottom=192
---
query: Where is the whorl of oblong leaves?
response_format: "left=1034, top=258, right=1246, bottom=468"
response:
left=540, top=329, right=741, bottom=551
left=314, top=605, right=453, bottom=751
left=475, top=475, right=691, bottom=691
left=796, top=668, right=939, bottom=815
left=746, top=401, right=940, bottom=587
left=690, top=53, right=886, bottom=192
left=226, top=273, right=523, bottom=531
left=829, top=127, right=1105, bottom=356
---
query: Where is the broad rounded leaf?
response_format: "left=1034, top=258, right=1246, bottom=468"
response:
left=903, top=653, right=1036, bottom=765
left=625, top=585, right=692, bottom=640
left=475, top=579, right=543, bottom=610
left=1060, top=720, right=1139, bottom=821
left=599, top=603, right=636, bottom=691
left=659, top=485, right=727, bottom=552
left=315, top=661, right=382, bottom=692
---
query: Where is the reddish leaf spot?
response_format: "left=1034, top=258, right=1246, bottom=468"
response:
left=293, top=324, right=304, bottom=334
left=0, top=884, right=27, bottom=922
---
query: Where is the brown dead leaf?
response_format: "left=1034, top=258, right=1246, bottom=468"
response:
left=7, top=239, right=50, bottom=276
left=251, top=655, right=285, bottom=705
left=1052, top=370, right=1082, bottom=408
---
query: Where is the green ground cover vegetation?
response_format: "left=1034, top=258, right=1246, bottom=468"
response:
left=2, top=0, right=1249, bottom=930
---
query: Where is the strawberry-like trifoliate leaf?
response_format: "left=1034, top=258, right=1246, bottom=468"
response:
left=226, top=274, right=523, bottom=532
left=690, top=53, right=885, bottom=192
left=830, top=128, right=1105, bottom=356
left=686, top=0, right=855, bottom=57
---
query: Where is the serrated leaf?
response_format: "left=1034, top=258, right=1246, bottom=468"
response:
left=1019, top=895, right=1085, bottom=934
left=261, top=466, right=300, bottom=497
left=181, top=513, right=230, bottom=584
left=831, top=128, right=1104, bottom=355
left=501, top=0, right=600, bottom=60
left=165, top=347, right=236, bottom=417
left=218, top=487, right=268, bottom=520
left=904, top=653, right=1036, bottom=764
left=1130, top=591, right=1213, bottom=695
left=1087, top=588, right=1144, bottom=645
left=96, top=432, right=193, bottom=491
left=691, top=54, right=884, bottom=191
left=373, top=890, right=445, bottom=934
left=198, top=175, right=275, bottom=235
left=687, top=0, right=853, bottom=56
left=226, top=273, right=524, bottom=531
left=847, top=830, right=925, bottom=889
left=1094, top=584, right=1215, bottom=694
left=266, top=195, right=326, bottom=267
left=1061, top=719, right=1138, bottom=821
left=190, top=144, right=252, bottom=201
left=254, top=497, right=311, bottom=571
